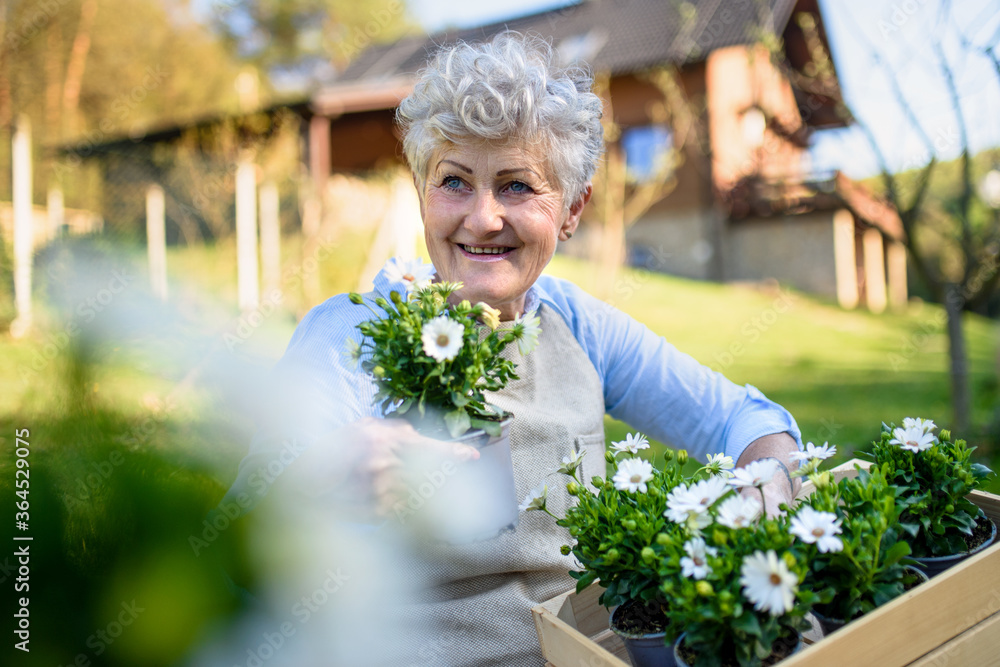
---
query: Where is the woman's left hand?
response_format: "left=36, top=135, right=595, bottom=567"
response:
left=736, top=432, right=801, bottom=517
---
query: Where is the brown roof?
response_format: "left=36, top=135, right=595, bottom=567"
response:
left=339, top=0, right=800, bottom=82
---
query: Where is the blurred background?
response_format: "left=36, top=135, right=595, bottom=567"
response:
left=1, top=0, right=999, bottom=664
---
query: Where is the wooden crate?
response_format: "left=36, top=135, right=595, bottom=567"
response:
left=533, top=459, right=1000, bottom=667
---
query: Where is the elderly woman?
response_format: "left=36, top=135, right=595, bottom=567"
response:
left=229, top=32, right=801, bottom=666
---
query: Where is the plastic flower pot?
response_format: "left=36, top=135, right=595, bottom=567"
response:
left=609, top=600, right=675, bottom=667
left=912, top=515, right=997, bottom=578
left=673, top=631, right=802, bottom=667
left=430, top=416, right=519, bottom=544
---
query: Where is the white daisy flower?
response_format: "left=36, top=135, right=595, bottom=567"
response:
left=342, top=337, right=362, bottom=369
left=611, top=432, right=650, bottom=456
left=902, top=417, right=937, bottom=434
left=728, top=459, right=779, bottom=489
left=704, top=452, right=735, bottom=476
left=681, top=537, right=718, bottom=580
left=789, top=442, right=837, bottom=463
left=519, top=482, right=549, bottom=513
left=664, top=477, right=728, bottom=527
left=421, top=316, right=465, bottom=361
left=514, top=310, right=541, bottom=355
left=740, top=550, right=798, bottom=616
left=715, top=494, right=762, bottom=529
left=889, top=425, right=936, bottom=453
left=557, top=449, right=586, bottom=476
left=383, top=257, right=435, bottom=292
left=612, top=458, right=655, bottom=494
left=790, top=506, right=844, bottom=553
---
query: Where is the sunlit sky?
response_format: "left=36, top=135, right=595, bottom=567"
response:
left=407, top=0, right=1000, bottom=179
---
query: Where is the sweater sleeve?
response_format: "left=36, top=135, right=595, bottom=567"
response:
left=533, top=275, right=801, bottom=462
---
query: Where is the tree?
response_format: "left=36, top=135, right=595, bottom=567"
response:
left=208, top=0, right=414, bottom=89
left=773, top=4, right=1000, bottom=434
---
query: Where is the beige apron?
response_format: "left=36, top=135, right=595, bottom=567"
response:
left=394, top=303, right=608, bottom=666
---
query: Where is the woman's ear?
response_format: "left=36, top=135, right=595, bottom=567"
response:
left=560, top=184, right=592, bottom=240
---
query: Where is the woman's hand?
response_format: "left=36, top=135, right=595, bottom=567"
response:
left=736, top=432, right=801, bottom=518
left=281, top=417, right=480, bottom=517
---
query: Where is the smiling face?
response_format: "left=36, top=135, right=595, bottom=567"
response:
left=416, top=141, right=590, bottom=321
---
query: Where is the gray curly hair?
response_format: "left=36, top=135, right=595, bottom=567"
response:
left=397, top=32, right=604, bottom=203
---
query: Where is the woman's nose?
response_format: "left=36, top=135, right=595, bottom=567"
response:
left=464, top=190, right=505, bottom=234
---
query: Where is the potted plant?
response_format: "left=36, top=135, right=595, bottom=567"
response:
left=868, top=418, right=996, bottom=576
left=347, top=260, right=540, bottom=541
left=788, top=444, right=922, bottom=635
left=654, top=462, right=820, bottom=667
left=522, top=432, right=690, bottom=666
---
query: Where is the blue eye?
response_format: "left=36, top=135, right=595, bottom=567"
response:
left=442, top=176, right=462, bottom=189
left=508, top=181, right=531, bottom=193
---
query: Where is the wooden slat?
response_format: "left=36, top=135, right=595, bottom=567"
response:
left=533, top=602, right=629, bottom=667
left=907, top=611, right=1000, bottom=666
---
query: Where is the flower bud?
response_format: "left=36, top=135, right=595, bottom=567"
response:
left=560, top=545, right=571, bottom=556
left=623, top=519, right=637, bottom=531
left=605, top=549, right=619, bottom=564
left=374, top=297, right=389, bottom=308
left=566, top=482, right=581, bottom=496
left=712, top=529, right=727, bottom=546
left=782, top=551, right=797, bottom=569
left=696, top=581, right=714, bottom=597
left=372, top=366, right=385, bottom=377
left=591, top=476, right=605, bottom=488
left=349, top=293, right=364, bottom=304
left=661, top=449, right=673, bottom=461
left=812, top=471, right=833, bottom=489
left=605, top=451, right=616, bottom=464
left=656, top=533, right=673, bottom=547
left=945, top=504, right=955, bottom=514
left=939, top=429, right=950, bottom=442
left=676, top=450, right=688, bottom=465
left=641, top=547, right=655, bottom=563
left=389, top=290, right=403, bottom=304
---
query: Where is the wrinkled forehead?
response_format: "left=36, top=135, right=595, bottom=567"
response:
left=423, top=138, right=557, bottom=184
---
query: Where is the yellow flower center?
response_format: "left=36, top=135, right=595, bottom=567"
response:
left=437, top=334, right=450, bottom=346
left=403, top=273, right=415, bottom=282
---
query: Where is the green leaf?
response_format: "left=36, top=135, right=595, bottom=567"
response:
left=971, top=463, right=994, bottom=480
left=731, top=610, right=761, bottom=636
left=573, top=570, right=598, bottom=594
left=882, top=541, right=911, bottom=567
left=444, top=409, right=472, bottom=439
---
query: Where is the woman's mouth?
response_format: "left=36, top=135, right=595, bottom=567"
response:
left=458, top=244, right=514, bottom=259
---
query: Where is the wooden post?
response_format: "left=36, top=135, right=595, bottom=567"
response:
left=259, top=180, right=280, bottom=294
left=236, top=155, right=259, bottom=311
left=887, top=241, right=908, bottom=311
left=11, top=114, right=33, bottom=337
left=146, top=184, right=167, bottom=301
left=862, top=227, right=887, bottom=314
left=832, top=209, right=859, bottom=310
left=47, top=185, right=64, bottom=243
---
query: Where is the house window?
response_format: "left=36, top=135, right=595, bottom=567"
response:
left=622, top=125, right=673, bottom=182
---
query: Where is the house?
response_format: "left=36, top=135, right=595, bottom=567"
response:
left=306, top=0, right=906, bottom=311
